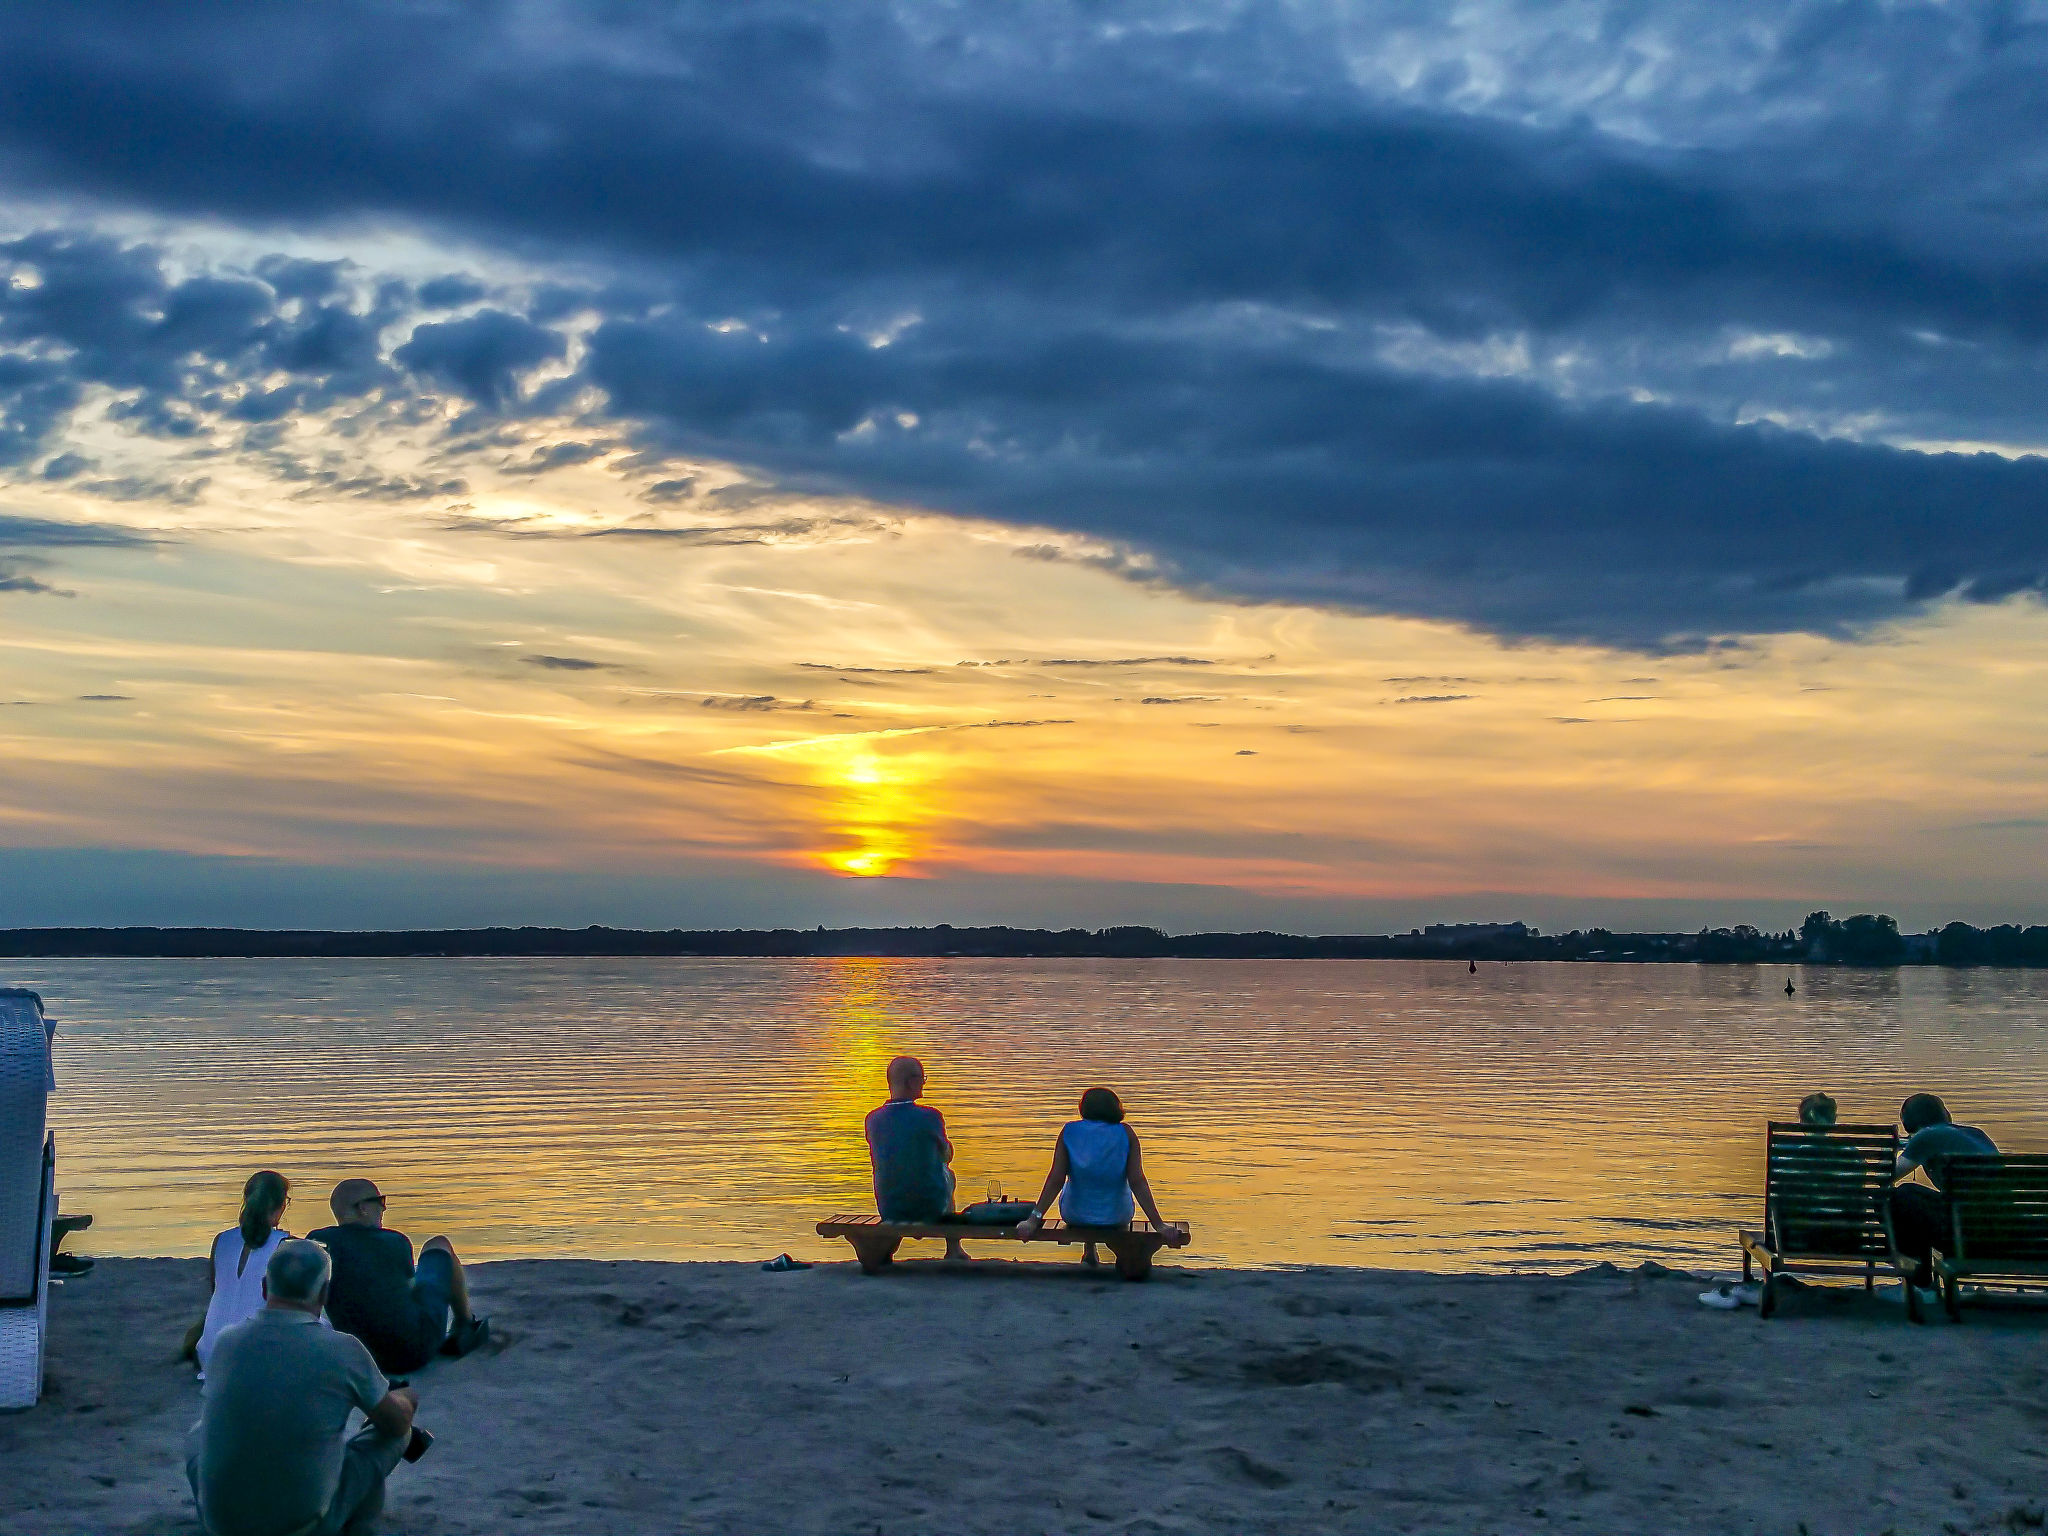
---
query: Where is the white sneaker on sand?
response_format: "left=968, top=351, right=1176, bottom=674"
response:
left=1698, top=1281, right=1761, bottom=1309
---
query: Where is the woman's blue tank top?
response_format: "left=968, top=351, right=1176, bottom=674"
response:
left=1058, top=1119, right=1134, bottom=1226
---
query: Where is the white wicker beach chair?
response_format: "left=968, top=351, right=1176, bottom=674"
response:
left=0, top=987, right=54, bottom=1410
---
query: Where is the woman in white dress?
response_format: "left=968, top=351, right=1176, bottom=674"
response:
left=193, top=1170, right=292, bottom=1378
left=1014, top=1088, right=1173, bottom=1263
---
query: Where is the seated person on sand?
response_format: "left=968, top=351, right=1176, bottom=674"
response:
left=192, top=1170, right=295, bottom=1381
left=187, top=1238, right=424, bottom=1536
left=1887, top=1092, right=1999, bottom=1293
left=865, top=1055, right=968, bottom=1260
left=309, top=1178, right=488, bottom=1373
left=1015, top=1087, right=1174, bottom=1261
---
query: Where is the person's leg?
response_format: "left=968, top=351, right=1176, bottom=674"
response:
left=417, top=1240, right=489, bottom=1357
left=409, top=1246, right=456, bottom=1353
left=317, top=1424, right=407, bottom=1536
left=940, top=1169, right=966, bottom=1261
left=420, top=1237, right=472, bottom=1324
left=1888, top=1184, right=1946, bottom=1287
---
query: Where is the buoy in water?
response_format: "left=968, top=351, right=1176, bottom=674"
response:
left=1785, top=977, right=1796, bottom=995
left=1468, top=959, right=1477, bottom=974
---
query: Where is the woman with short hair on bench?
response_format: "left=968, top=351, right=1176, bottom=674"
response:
left=1015, top=1087, right=1173, bottom=1267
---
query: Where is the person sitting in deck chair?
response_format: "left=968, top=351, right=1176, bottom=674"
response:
left=865, top=1056, right=967, bottom=1259
left=1781, top=1091, right=1875, bottom=1234
left=1887, top=1093, right=1998, bottom=1291
left=1014, top=1087, right=1173, bottom=1263
left=309, top=1179, right=488, bottom=1374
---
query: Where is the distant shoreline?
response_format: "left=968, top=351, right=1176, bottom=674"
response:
left=4, top=920, right=2044, bottom=964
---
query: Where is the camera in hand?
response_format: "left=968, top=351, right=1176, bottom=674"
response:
left=384, top=1380, right=433, bottom=1462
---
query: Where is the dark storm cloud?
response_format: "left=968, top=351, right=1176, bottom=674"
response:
left=0, top=230, right=404, bottom=463
left=394, top=311, right=566, bottom=410
left=0, top=3, right=2046, bottom=645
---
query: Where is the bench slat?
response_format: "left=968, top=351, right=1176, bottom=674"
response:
left=1939, top=1258, right=2048, bottom=1278
left=1934, top=1157, right=2048, bottom=1307
left=817, top=1213, right=1189, bottom=1243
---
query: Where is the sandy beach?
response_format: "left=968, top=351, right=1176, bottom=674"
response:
left=5, top=1253, right=2047, bottom=1534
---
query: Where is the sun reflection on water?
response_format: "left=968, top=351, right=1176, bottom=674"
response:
left=798, top=960, right=923, bottom=1189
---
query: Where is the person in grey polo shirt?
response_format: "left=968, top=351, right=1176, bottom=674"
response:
left=187, top=1238, right=422, bottom=1536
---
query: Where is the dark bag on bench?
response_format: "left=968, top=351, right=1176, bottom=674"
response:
left=953, top=1200, right=1039, bottom=1225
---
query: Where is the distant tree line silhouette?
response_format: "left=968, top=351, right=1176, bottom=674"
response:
left=1, top=917, right=2043, bottom=965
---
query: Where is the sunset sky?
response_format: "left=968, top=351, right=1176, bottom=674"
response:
left=2, top=1, right=2045, bottom=932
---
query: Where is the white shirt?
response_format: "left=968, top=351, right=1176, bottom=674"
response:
left=196, top=1227, right=288, bottom=1379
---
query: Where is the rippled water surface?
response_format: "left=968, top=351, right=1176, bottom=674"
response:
left=17, top=958, right=2048, bottom=1271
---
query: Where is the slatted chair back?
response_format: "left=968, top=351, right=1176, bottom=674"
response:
left=1946, top=1155, right=2048, bottom=1265
left=1764, top=1121, right=1897, bottom=1259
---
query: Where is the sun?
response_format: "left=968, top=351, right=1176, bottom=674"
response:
left=716, top=731, right=940, bottom=877
left=817, top=748, right=924, bottom=877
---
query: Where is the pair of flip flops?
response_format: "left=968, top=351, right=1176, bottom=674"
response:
left=761, top=1253, right=812, bottom=1271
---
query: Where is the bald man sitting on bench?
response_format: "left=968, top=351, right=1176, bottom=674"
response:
left=865, top=1056, right=969, bottom=1261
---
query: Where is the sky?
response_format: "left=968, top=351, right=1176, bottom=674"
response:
left=1, top=0, right=2046, bottom=933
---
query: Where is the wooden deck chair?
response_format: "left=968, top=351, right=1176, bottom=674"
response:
left=1740, top=1121, right=1905, bottom=1319
left=1931, top=1155, right=2048, bottom=1322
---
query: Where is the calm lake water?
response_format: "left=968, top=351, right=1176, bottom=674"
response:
left=16, top=958, right=2048, bottom=1273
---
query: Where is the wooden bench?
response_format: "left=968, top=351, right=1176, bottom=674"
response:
left=816, top=1213, right=1190, bottom=1281
left=1740, top=1121, right=1907, bottom=1318
left=1932, top=1154, right=2048, bottom=1321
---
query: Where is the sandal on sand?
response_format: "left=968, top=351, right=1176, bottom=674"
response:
left=761, top=1253, right=812, bottom=1272
left=439, top=1315, right=491, bottom=1358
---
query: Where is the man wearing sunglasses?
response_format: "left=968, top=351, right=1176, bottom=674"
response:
left=309, top=1178, right=489, bottom=1374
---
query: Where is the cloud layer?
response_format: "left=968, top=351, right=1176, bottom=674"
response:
left=2, top=1, right=2046, bottom=646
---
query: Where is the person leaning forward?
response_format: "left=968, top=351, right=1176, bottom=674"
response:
left=309, top=1178, right=488, bottom=1374
left=187, top=1238, right=421, bottom=1536
left=1887, top=1092, right=1999, bottom=1291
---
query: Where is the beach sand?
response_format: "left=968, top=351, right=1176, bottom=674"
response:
left=5, top=1253, right=2045, bottom=1534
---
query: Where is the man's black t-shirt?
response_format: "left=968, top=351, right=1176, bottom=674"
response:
left=308, top=1223, right=435, bottom=1370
